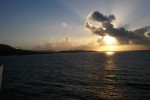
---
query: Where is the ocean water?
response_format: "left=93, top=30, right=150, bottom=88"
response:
left=0, top=51, right=150, bottom=100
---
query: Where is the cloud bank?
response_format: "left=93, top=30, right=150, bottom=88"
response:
left=85, top=11, right=150, bottom=45
left=32, top=37, right=98, bottom=51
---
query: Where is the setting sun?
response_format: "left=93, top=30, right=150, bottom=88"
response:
left=97, top=35, right=118, bottom=51
left=103, top=35, right=117, bottom=45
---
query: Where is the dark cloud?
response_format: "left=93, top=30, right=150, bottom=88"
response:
left=85, top=22, right=105, bottom=36
left=88, top=11, right=115, bottom=22
left=133, top=26, right=150, bottom=37
left=85, top=11, right=150, bottom=45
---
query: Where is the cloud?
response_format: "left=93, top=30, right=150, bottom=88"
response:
left=87, top=11, right=115, bottom=22
left=33, top=37, right=73, bottom=51
left=85, top=11, right=150, bottom=45
left=32, top=37, right=98, bottom=51
left=62, top=22, right=68, bottom=27
left=144, top=32, right=150, bottom=38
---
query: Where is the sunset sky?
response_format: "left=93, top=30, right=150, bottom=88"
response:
left=0, top=0, right=150, bottom=51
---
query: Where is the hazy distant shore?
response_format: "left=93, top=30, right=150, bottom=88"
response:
left=0, top=44, right=96, bottom=56
left=0, top=44, right=150, bottom=56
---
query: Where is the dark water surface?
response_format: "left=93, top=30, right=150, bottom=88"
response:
left=0, top=51, right=150, bottom=100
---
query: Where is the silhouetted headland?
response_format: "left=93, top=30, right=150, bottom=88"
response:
left=0, top=44, right=55, bottom=56
left=1, top=44, right=149, bottom=56
left=0, top=44, right=96, bottom=56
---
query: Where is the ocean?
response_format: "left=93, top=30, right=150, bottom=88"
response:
left=0, top=51, right=150, bottom=100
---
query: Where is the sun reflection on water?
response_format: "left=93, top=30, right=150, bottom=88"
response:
left=100, top=52, right=122, bottom=100
left=87, top=51, right=122, bottom=99
left=105, top=51, right=115, bottom=56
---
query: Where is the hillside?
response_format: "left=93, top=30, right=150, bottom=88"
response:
left=0, top=44, right=54, bottom=56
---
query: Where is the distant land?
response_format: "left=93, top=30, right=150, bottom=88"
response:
left=0, top=44, right=150, bottom=56
left=0, top=44, right=95, bottom=56
left=0, top=44, right=55, bottom=56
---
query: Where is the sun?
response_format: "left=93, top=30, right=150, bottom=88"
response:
left=102, top=35, right=118, bottom=52
left=96, top=35, right=118, bottom=52
left=103, top=35, right=117, bottom=45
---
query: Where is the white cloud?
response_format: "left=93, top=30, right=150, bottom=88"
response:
left=62, top=22, right=68, bottom=27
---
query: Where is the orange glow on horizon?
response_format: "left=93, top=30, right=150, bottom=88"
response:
left=96, top=45, right=150, bottom=52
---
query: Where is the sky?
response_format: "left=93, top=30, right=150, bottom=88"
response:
left=0, top=0, right=150, bottom=51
